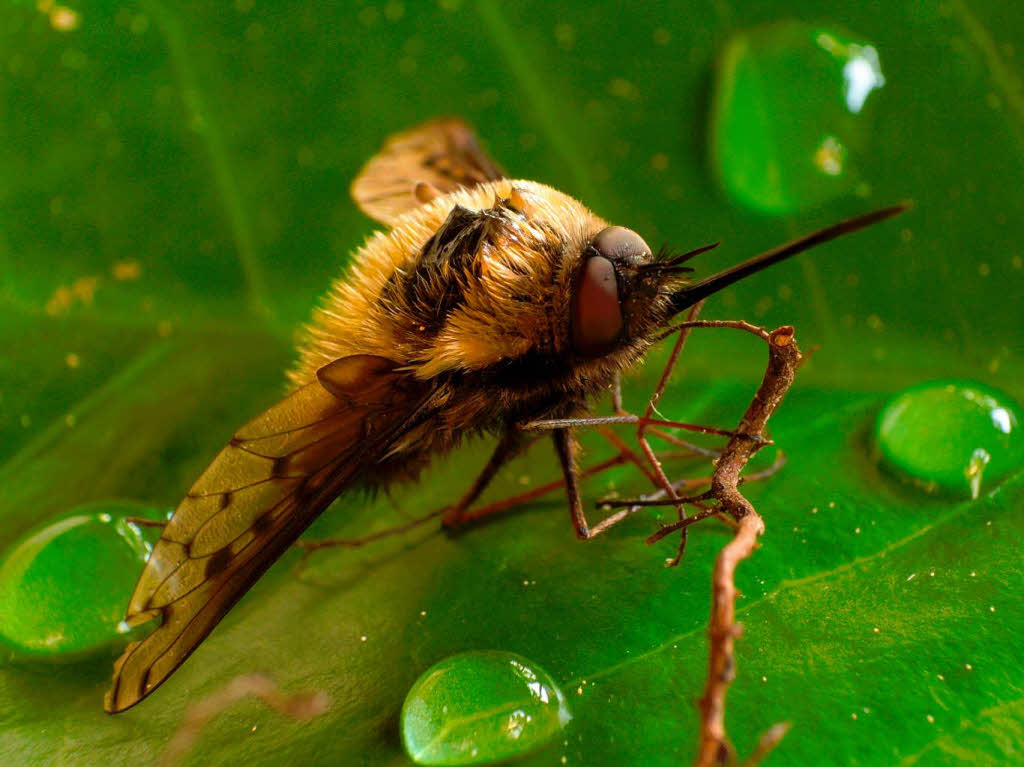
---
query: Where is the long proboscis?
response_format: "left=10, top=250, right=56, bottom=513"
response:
left=668, top=203, right=911, bottom=316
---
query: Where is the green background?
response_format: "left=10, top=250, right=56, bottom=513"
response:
left=2, top=0, right=1023, bottom=765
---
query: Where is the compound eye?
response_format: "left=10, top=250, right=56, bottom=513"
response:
left=591, top=226, right=651, bottom=262
left=572, top=255, right=622, bottom=357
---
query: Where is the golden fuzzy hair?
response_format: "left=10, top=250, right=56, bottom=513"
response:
left=289, top=179, right=607, bottom=387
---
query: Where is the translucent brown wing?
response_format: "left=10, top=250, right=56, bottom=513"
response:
left=351, top=116, right=506, bottom=226
left=105, top=355, right=430, bottom=713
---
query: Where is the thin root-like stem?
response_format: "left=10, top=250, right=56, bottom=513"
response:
left=740, top=721, right=793, bottom=767
left=159, top=674, right=328, bottom=767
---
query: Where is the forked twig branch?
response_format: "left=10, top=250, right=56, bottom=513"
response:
left=693, top=326, right=801, bottom=767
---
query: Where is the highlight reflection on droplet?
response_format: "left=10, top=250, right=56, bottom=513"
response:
left=709, top=21, right=885, bottom=214
left=875, top=380, right=1024, bottom=497
left=0, top=502, right=164, bottom=659
left=401, top=651, right=570, bottom=765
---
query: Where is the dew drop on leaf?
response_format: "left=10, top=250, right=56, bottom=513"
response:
left=709, top=21, right=885, bottom=214
left=400, top=651, right=571, bottom=766
left=875, top=380, right=1024, bottom=497
left=0, top=502, right=165, bottom=659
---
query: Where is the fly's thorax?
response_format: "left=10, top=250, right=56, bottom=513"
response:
left=289, top=180, right=604, bottom=388
left=289, top=179, right=678, bottom=408
left=390, top=184, right=679, bottom=388
left=399, top=182, right=611, bottom=381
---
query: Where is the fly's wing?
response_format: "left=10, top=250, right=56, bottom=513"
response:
left=105, top=355, right=430, bottom=713
left=351, top=117, right=506, bottom=226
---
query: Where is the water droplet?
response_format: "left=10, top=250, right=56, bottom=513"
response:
left=709, top=22, right=885, bottom=214
left=401, top=651, right=570, bottom=765
left=876, top=380, right=1024, bottom=497
left=0, top=502, right=164, bottom=659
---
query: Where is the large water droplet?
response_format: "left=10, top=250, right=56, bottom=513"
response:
left=0, top=502, right=164, bottom=659
left=401, top=651, right=570, bottom=766
left=709, top=21, right=885, bottom=214
left=876, top=380, right=1024, bottom=497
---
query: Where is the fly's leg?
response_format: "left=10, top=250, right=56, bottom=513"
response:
left=441, top=427, right=528, bottom=529
left=293, top=430, right=631, bottom=554
left=517, top=303, right=790, bottom=562
left=610, top=371, right=718, bottom=460
left=518, top=304, right=714, bottom=558
left=548, top=426, right=694, bottom=542
left=463, top=421, right=720, bottom=541
left=263, top=315, right=788, bottom=561
left=295, top=455, right=629, bottom=553
left=595, top=450, right=787, bottom=512
left=552, top=428, right=588, bottom=538
left=445, top=453, right=625, bottom=528
left=296, top=426, right=529, bottom=554
left=520, top=414, right=765, bottom=442
left=610, top=371, right=624, bottom=413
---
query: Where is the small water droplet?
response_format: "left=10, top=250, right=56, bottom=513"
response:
left=875, top=380, right=1024, bottom=497
left=709, top=22, right=884, bottom=214
left=0, top=502, right=163, bottom=658
left=401, top=651, right=570, bottom=765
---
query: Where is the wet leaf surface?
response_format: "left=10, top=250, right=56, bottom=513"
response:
left=2, top=1, right=1022, bottom=765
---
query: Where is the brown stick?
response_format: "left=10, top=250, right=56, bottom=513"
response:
left=694, top=326, right=801, bottom=767
left=696, top=514, right=763, bottom=767
left=159, top=674, right=328, bottom=767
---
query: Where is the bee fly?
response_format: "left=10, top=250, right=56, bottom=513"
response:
left=105, top=117, right=905, bottom=712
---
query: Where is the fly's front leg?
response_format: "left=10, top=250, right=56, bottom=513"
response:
left=523, top=415, right=689, bottom=540
left=549, top=425, right=659, bottom=540
left=552, top=427, right=589, bottom=539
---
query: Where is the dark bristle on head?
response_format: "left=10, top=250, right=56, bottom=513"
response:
left=640, top=242, right=722, bottom=276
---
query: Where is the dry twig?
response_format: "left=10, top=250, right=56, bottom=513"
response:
left=692, top=326, right=801, bottom=767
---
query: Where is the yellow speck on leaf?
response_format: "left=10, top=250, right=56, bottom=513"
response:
left=112, top=260, right=142, bottom=281
left=45, top=286, right=73, bottom=316
left=71, top=276, right=99, bottom=304
left=50, top=5, right=80, bottom=31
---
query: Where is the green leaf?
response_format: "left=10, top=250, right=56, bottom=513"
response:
left=2, top=1, right=1022, bottom=765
